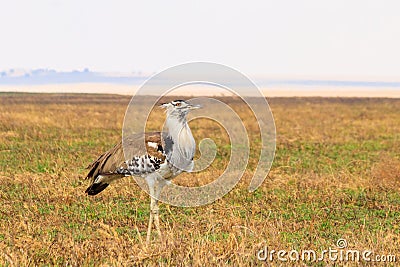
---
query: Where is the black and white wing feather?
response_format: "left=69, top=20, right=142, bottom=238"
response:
left=85, top=132, right=169, bottom=195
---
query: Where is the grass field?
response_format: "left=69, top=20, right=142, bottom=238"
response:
left=0, top=93, right=399, bottom=266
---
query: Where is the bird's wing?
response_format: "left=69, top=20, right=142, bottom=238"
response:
left=85, top=131, right=166, bottom=182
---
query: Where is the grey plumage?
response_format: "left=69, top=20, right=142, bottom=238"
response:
left=85, top=100, right=200, bottom=243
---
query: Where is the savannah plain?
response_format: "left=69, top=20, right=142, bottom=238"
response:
left=0, top=93, right=399, bottom=266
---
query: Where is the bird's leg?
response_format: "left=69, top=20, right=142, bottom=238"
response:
left=153, top=181, right=163, bottom=239
left=146, top=178, right=157, bottom=244
left=146, top=178, right=164, bottom=244
left=146, top=195, right=155, bottom=244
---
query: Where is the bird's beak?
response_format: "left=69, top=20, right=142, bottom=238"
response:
left=159, top=103, right=168, bottom=109
left=189, top=104, right=202, bottom=110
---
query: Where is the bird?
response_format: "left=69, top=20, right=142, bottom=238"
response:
left=84, top=99, right=200, bottom=243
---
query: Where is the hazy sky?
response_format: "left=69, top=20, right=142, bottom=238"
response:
left=1, top=0, right=399, bottom=79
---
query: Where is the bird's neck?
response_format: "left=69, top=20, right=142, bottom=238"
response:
left=165, top=115, right=192, bottom=140
left=165, top=115, right=195, bottom=158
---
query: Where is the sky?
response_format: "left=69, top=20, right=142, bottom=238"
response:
left=1, top=0, right=400, bottom=80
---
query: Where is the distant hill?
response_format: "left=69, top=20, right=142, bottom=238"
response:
left=1, top=68, right=399, bottom=89
left=0, top=68, right=148, bottom=85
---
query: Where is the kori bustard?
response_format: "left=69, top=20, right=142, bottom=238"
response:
left=85, top=100, right=200, bottom=243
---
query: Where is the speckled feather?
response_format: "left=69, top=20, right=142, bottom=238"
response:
left=85, top=131, right=171, bottom=195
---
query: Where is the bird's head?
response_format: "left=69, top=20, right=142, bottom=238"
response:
left=160, top=100, right=201, bottom=118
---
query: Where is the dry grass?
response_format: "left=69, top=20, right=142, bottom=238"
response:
left=0, top=93, right=400, bottom=266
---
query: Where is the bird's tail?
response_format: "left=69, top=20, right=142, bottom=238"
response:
left=85, top=174, right=122, bottom=195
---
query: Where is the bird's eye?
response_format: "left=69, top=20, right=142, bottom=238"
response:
left=175, top=102, right=181, bottom=107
